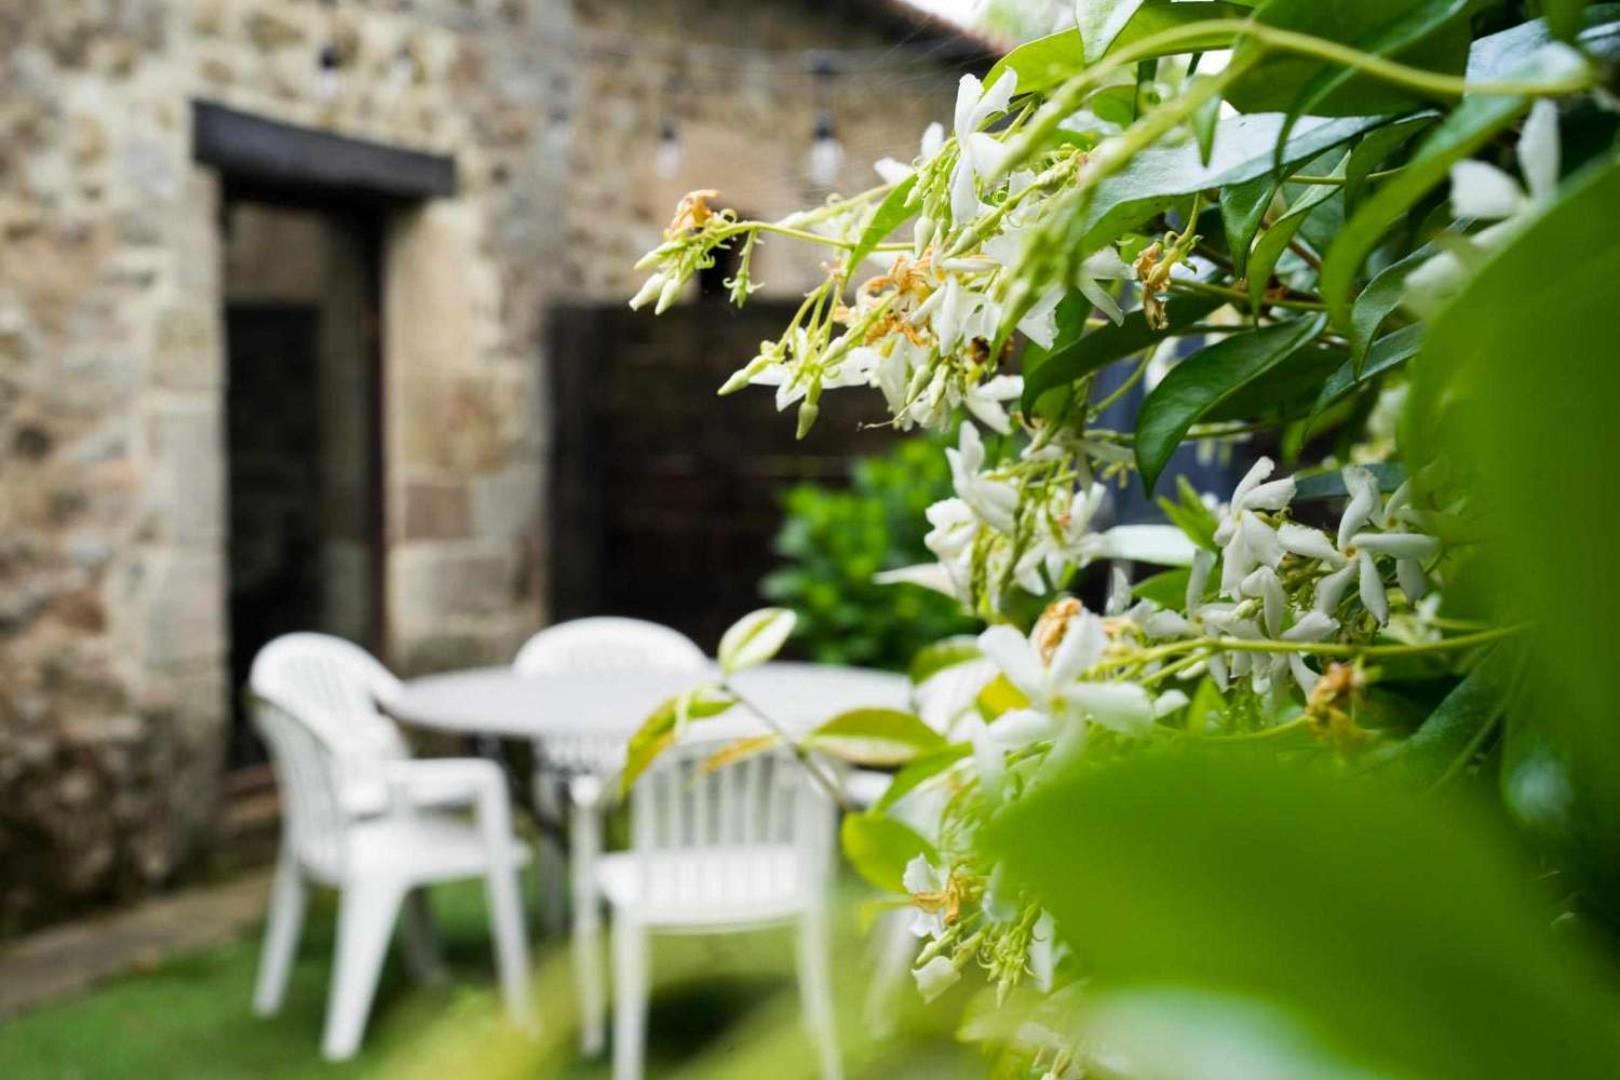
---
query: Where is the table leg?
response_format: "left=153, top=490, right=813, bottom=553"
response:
left=570, top=774, right=606, bottom=1056
left=532, top=765, right=569, bottom=937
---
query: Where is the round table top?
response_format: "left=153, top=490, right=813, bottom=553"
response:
left=388, top=660, right=910, bottom=743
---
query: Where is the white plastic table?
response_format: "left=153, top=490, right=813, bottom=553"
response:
left=388, top=659, right=909, bottom=1055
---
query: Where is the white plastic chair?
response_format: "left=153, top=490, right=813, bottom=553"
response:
left=249, top=637, right=534, bottom=1060
left=511, top=616, right=708, bottom=1051
left=599, top=736, right=841, bottom=1080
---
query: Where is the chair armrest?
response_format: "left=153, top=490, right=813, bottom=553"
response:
left=384, top=758, right=522, bottom=865
left=383, top=757, right=507, bottom=811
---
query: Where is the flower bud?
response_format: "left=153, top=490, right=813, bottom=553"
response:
left=628, top=272, right=665, bottom=311
left=654, top=273, right=684, bottom=314
left=794, top=399, right=820, bottom=439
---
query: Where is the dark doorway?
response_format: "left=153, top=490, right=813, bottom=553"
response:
left=548, top=301, right=903, bottom=652
left=222, top=200, right=385, bottom=769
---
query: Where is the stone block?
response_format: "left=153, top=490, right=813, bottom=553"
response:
left=142, top=403, right=223, bottom=545
left=402, top=479, right=471, bottom=539
left=136, top=546, right=226, bottom=669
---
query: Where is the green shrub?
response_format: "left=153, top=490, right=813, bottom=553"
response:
left=762, top=437, right=980, bottom=670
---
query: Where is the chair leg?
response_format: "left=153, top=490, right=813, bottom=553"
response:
left=611, top=913, right=648, bottom=1080
left=573, top=789, right=606, bottom=1055
left=796, top=906, right=843, bottom=1080
left=486, top=853, right=536, bottom=1033
left=322, top=879, right=404, bottom=1061
left=253, top=853, right=308, bottom=1017
left=399, top=889, right=447, bottom=985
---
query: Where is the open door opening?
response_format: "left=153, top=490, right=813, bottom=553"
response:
left=221, top=198, right=385, bottom=770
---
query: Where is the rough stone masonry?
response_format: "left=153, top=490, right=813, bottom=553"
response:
left=0, top=0, right=969, bottom=930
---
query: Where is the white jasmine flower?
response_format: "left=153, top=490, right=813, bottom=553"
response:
left=873, top=121, right=945, bottom=184
left=913, top=955, right=961, bottom=1002
left=1074, top=246, right=1134, bottom=325
left=969, top=707, right=1054, bottom=800
left=1406, top=99, right=1560, bottom=316
left=1214, top=458, right=1295, bottom=598
left=947, top=423, right=1019, bottom=534
left=1028, top=911, right=1062, bottom=993
left=902, top=855, right=949, bottom=940
left=978, top=611, right=1155, bottom=736
left=949, top=70, right=1019, bottom=223
left=964, top=374, right=1024, bottom=435
left=1016, top=284, right=1065, bottom=349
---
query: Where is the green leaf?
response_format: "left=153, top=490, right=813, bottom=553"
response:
left=908, top=636, right=983, bottom=685
left=1202, top=342, right=1346, bottom=422
left=1078, top=0, right=1147, bottom=64
left=1245, top=166, right=1343, bottom=308
left=1409, top=149, right=1620, bottom=924
left=1134, top=315, right=1325, bottom=493
left=1320, top=32, right=1587, bottom=325
left=620, top=686, right=736, bottom=794
left=1343, top=112, right=1437, bottom=208
left=1363, top=655, right=1507, bottom=783
left=1291, top=462, right=1405, bottom=501
left=873, top=743, right=973, bottom=813
left=1156, top=474, right=1221, bottom=551
left=1308, top=322, right=1424, bottom=426
left=1189, top=76, right=1221, bottom=165
left=847, top=174, right=916, bottom=274
left=1020, top=297, right=1222, bottom=413
left=985, top=750, right=1620, bottom=1079
left=1226, top=0, right=1472, bottom=116
left=1263, top=0, right=1471, bottom=175
left=841, top=810, right=937, bottom=894
left=1347, top=244, right=1432, bottom=370
left=1546, top=0, right=1590, bottom=41
left=1072, top=112, right=1387, bottom=254
left=1219, top=173, right=1275, bottom=279
left=1132, top=567, right=1192, bottom=608
left=718, top=607, right=796, bottom=676
left=804, top=708, right=946, bottom=767
left=989, top=2, right=1251, bottom=95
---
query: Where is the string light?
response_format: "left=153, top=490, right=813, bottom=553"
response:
left=655, top=117, right=683, bottom=179
left=807, top=111, right=845, bottom=187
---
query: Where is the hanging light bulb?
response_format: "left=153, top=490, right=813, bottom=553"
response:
left=654, top=117, right=682, bottom=180
left=807, top=110, right=844, bottom=188
left=316, top=43, right=342, bottom=103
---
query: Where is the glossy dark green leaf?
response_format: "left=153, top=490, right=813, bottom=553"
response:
left=1072, top=113, right=1387, bottom=254
left=1078, top=0, right=1148, bottom=63
left=1343, top=112, right=1437, bottom=208
left=1347, top=244, right=1433, bottom=370
left=848, top=173, right=916, bottom=273
left=1263, top=0, right=1470, bottom=174
left=1131, top=566, right=1192, bottom=608
left=986, top=749, right=1620, bottom=1079
left=1409, top=150, right=1620, bottom=925
left=1134, top=314, right=1325, bottom=493
left=1364, top=655, right=1508, bottom=783
left=1226, top=0, right=1471, bottom=116
left=1320, top=28, right=1586, bottom=325
left=1246, top=167, right=1342, bottom=308
left=1218, top=173, right=1275, bottom=279
left=1546, top=0, right=1590, bottom=40
left=1020, top=297, right=1222, bottom=413
left=988, top=2, right=1252, bottom=95
left=1308, top=322, right=1424, bottom=426
left=1291, top=461, right=1405, bottom=501
left=1203, top=341, right=1345, bottom=422
left=840, top=810, right=937, bottom=894
left=1189, top=76, right=1221, bottom=164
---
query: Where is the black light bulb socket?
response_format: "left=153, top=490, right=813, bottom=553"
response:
left=813, top=111, right=836, bottom=141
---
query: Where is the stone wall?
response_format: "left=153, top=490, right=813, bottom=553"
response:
left=0, top=0, right=965, bottom=930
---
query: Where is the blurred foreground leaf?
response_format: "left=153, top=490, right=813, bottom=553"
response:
left=987, top=749, right=1620, bottom=1078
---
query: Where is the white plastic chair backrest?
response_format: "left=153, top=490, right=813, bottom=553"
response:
left=512, top=617, right=708, bottom=677
left=628, top=736, right=834, bottom=917
left=251, top=693, right=351, bottom=882
left=249, top=633, right=406, bottom=815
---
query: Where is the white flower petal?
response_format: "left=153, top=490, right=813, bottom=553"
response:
left=913, top=955, right=960, bottom=1002
left=902, top=854, right=941, bottom=895
left=1350, top=531, right=1440, bottom=560
left=1449, top=160, right=1525, bottom=220
left=1397, top=556, right=1430, bottom=601
left=1314, top=561, right=1357, bottom=615
left=978, top=624, right=1044, bottom=700
left=1357, top=550, right=1389, bottom=624
left=1051, top=612, right=1106, bottom=685
left=1518, top=99, right=1560, bottom=205
left=1338, top=466, right=1383, bottom=549
left=1067, top=682, right=1155, bottom=736
left=874, top=157, right=913, bottom=184
left=1277, top=522, right=1345, bottom=565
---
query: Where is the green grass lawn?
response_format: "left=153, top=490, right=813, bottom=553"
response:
left=0, top=871, right=981, bottom=1079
